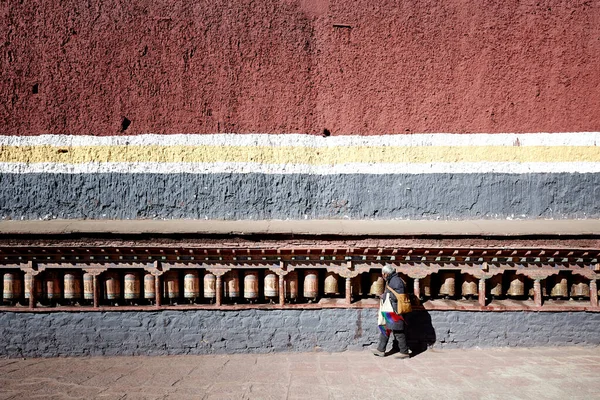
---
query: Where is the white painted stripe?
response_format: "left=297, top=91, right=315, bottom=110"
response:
left=2, top=162, right=600, bottom=175
left=1, top=132, right=600, bottom=147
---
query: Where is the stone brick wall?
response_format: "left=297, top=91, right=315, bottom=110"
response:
left=1, top=310, right=599, bottom=357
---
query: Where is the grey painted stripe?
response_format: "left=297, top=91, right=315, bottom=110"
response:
left=1, top=173, right=599, bottom=220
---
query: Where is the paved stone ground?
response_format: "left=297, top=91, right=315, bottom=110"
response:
left=0, top=346, right=599, bottom=400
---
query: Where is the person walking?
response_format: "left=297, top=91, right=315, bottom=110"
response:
left=373, top=265, right=410, bottom=359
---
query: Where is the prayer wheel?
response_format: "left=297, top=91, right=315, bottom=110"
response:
left=351, top=275, right=363, bottom=297
left=570, top=275, right=590, bottom=299
left=368, top=273, right=385, bottom=296
left=324, top=272, right=339, bottom=295
left=3, top=272, right=22, bottom=301
left=163, top=271, right=180, bottom=300
left=203, top=271, right=216, bottom=300
left=83, top=273, right=94, bottom=300
left=420, top=275, right=432, bottom=298
left=461, top=274, right=478, bottom=298
left=24, top=273, right=43, bottom=300
left=243, top=271, right=259, bottom=301
left=550, top=275, right=568, bottom=298
left=44, top=272, right=62, bottom=300
left=104, top=272, right=121, bottom=300
left=488, top=274, right=503, bottom=298
left=143, top=273, right=155, bottom=300
left=63, top=272, right=82, bottom=300
left=507, top=275, right=525, bottom=297
left=124, top=272, right=141, bottom=300
left=303, top=270, right=319, bottom=300
left=264, top=271, right=278, bottom=298
left=224, top=270, right=240, bottom=298
left=183, top=271, right=200, bottom=300
left=438, top=272, right=456, bottom=297
left=284, top=271, right=298, bottom=300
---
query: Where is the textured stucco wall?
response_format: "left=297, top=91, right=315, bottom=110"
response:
left=1, top=310, right=599, bottom=357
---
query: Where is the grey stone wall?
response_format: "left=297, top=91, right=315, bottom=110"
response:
left=1, top=310, right=599, bottom=358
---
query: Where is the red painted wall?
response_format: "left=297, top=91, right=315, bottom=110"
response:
left=2, top=0, right=599, bottom=135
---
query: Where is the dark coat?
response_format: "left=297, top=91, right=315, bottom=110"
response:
left=383, top=272, right=405, bottom=331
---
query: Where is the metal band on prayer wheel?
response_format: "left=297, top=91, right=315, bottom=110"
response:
left=124, top=272, right=141, bottom=299
left=550, top=275, right=568, bottom=298
left=461, top=274, right=478, bottom=297
left=421, top=275, right=432, bottom=297
left=243, top=271, right=259, bottom=300
left=285, top=271, right=298, bottom=300
left=3, top=273, right=21, bottom=300
left=143, top=273, right=155, bottom=299
left=25, top=273, right=43, bottom=300
left=163, top=271, right=180, bottom=299
left=368, top=273, right=385, bottom=296
left=324, top=272, right=339, bottom=295
left=45, top=272, right=62, bottom=300
left=351, top=275, right=363, bottom=296
left=184, top=271, right=200, bottom=299
left=438, top=272, right=456, bottom=297
left=64, top=272, right=82, bottom=300
left=83, top=273, right=94, bottom=300
left=507, top=275, right=525, bottom=297
left=570, top=275, right=590, bottom=298
left=224, top=270, right=239, bottom=298
left=488, top=274, right=503, bottom=297
left=203, top=271, right=216, bottom=299
left=264, top=271, right=278, bottom=298
left=303, top=270, right=318, bottom=299
left=104, top=272, right=121, bottom=300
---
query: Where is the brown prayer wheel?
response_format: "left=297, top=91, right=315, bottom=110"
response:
left=507, top=275, right=525, bottom=297
left=83, top=273, right=94, bottom=300
left=303, top=270, right=319, bottom=299
left=124, top=272, right=141, bottom=300
left=44, top=272, right=62, bottom=300
left=163, top=271, right=180, bottom=300
left=203, top=271, right=216, bottom=299
left=550, top=275, right=568, bottom=298
left=104, top=272, right=121, bottom=300
left=183, top=271, right=200, bottom=299
left=570, top=276, right=590, bottom=298
left=351, top=275, right=363, bottom=297
left=438, top=272, right=456, bottom=297
left=244, top=271, right=259, bottom=300
left=488, top=274, right=503, bottom=297
left=3, top=273, right=22, bottom=301
left=421, top=275, right=432, bottom=298
left=224, top=270, right=240, bottom=298
left=368, top=273, right=385, bottom=296
left=143, top=273, right=155, bottom=300
left=24, top=273, right=43, bottom=300
left=324, top=272, right=339, bottom=295
left=461, top=274, right=478, bottom=297
left=264, top=271, right=278, bottom=298
left=284, top=271, right=298, bottom=300
left=64, top=272, right=82, bottom=300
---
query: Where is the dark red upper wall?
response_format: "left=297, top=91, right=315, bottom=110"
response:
left=2, top=0, right=599, bottom=135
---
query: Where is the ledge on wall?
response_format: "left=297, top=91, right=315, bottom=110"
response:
left=2, top=219, right=600, bottom=237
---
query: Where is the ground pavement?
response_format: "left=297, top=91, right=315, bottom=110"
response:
left=1, top=346, right=599, bottom=400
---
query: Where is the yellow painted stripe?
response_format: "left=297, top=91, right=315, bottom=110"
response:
left=1, top=145, right=600, bottom=164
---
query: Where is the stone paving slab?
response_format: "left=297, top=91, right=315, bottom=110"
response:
left=0, top=347, right=599, bottom=399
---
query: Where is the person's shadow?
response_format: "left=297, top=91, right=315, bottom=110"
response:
left=405, top=310, right=436, bottom=357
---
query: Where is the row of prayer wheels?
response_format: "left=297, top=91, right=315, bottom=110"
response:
left=1, top=270, right=596, bottom=305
